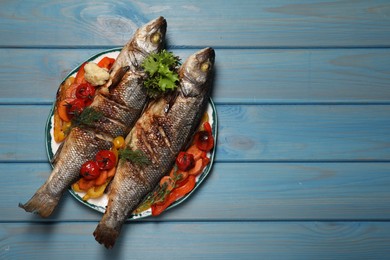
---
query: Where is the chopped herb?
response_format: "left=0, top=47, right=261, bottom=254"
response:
left=119, top=147, right=150, bottom=166
left=71, top=107, right=104, bottom=128
left=142, top=50, right=181, bottom=98
left=133, top=166, right=182, bottom=213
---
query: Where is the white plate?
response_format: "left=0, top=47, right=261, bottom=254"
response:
left=45, top=48, right=217, bottom=219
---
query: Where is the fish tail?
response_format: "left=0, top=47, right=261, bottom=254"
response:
left=19, top=184, right=60, bottom=218
left=93, top=223, right=120, bottom=249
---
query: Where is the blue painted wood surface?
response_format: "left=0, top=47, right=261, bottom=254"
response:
left=1, top=0, right=390, bottom=259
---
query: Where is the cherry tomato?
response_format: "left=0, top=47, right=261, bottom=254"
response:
left=175, top=152, right=195, bottom=171
left=76, top=82, right=95, bottom=106
left=95, top=150, right=116, bottom=170
left=80, top=160, right=100, bottom=180
left=194, top=130, right=214, bottom=152
left=113, top=136, right=125, bottom=149
left=67, top=98, right=86, bottom=118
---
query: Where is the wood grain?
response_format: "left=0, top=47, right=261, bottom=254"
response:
left=1, top=0, right=390, bottom=257
left=0, top=1, right=389, bottom=47
left=1, top=48, right=390, bottom=104
left=5, top=162, right=390, bottom=222
left=1, top=222, right=390, bottom=259
left=2, top=104, right=389, bottom=162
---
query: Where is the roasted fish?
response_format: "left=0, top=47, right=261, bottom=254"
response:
left=19, top=17, right=167, bottom=218
left=93, top=47, right=215, bottom=248
left=89, top=70, right=150, bottom=137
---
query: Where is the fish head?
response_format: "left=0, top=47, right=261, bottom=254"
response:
left=133, top=16, right=167, bottom=55
left=179, top=47, right=215, bottom=97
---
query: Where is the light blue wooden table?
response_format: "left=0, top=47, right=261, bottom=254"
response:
left=1, top=1, right=390, bottom=259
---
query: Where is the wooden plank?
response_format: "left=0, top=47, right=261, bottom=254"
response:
left=0, top=106, right=48, bottom=161
left=217, top=104, right=390, bottom=161
left=1, top=222, right=390, bottom=259
left=0, top=1, right=389, bottom=47
left=1, top=104, right=389, bottom=162
left=1, top=48, right=390, bottom=104
left=6, top=162, right=390, bottom=221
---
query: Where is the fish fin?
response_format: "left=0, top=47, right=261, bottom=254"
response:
left=93, top=223, right=120, bottom=249
left=19, top=184, right=60, bottom=218
left=164, top=91, right=179, bottom=113
left=108, top=66, right=130, bottom=91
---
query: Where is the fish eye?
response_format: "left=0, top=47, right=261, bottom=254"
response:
left=200, top=62, right=210, bottom=72
left=151, top=32, right=161, bottom=44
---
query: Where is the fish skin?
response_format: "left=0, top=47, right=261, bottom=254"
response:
left=19, top=17, right=167, bottom=218
left=107, top=16, right=167, bottom=84
left=91, top=71, right=148, bottom=137
left=93, top=47, right=215, bottom=249
left=88, top=93, right=135, bottom=126
left=19, top=127, right=112, bottom=217
left=104, top=71, right=147, bottom=110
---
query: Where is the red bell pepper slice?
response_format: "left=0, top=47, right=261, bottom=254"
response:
left=75, top=62, right=87, bottom=84
left=98, top=57, right=115, bottom=70
left=151, top=175, right=196, bottom=216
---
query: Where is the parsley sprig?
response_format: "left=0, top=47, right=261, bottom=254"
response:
left=142, top=50, right=181, bottom=98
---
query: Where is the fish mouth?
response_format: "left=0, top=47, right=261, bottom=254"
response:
left=197, top=47, right=215, bottom=65
left=179, top=47, right=215, bottom=97
left=148, top=16, right=167, bottom=34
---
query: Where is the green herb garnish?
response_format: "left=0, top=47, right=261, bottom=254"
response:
left=142, top=50, right=181, bottom=98
left=133, top=166, right=183, bottom=214
left=71, top=107, right=104, bottom=128
left=119, top=147, right=150, bottom=166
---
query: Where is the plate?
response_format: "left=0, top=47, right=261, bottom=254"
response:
left=45, top=48, right=217, bottom=219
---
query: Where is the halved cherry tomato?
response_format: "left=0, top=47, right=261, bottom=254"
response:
left=194, top=130, right=214, bottom=152
left=80, top=160, right=100, bottom=180
left=95, top=150, right=116, bottom=170
left=98, top=57, right=115, bottom=70
left=175, top=152, right=195, bottom=171
left=76, top=82, right=95, bottom=106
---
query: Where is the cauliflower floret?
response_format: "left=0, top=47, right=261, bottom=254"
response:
left=84, top=62, right=110, bottom=86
